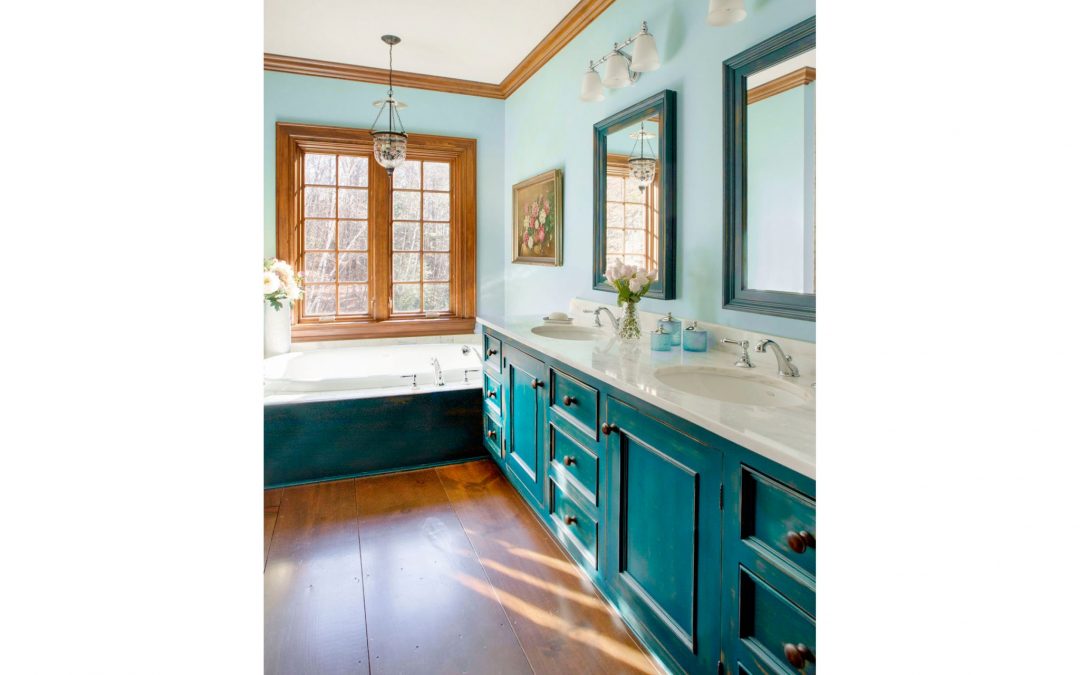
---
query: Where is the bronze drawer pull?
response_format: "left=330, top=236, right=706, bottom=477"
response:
left=786, top=530, right=816, bottom=554
left=562, top=395, right=577, bottom=406
left=486, top=430, right=497, bottom=440
left=564, top=515, right=578, bottom=526
left=783, top=643, right=815, bottom=668
left=486, top=348, right=498, bottom=356
left=487, top=390, right=497, bottom=398
left=601, top=422, right=619, bottom=435
left=531, top=378, right=543, bottom=389
left=563, top=456, right=576, bottom=466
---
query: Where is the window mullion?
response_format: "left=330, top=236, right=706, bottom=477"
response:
left=370, top=161, right=391, bottom=321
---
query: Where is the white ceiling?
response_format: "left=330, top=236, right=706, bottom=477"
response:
left=265, top=0, right=582, bottom=84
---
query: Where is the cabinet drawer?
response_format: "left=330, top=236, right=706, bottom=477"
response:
left=483, top=412, right=502, bottom=459
left=742, top=467, right=816, bottom=580
left=550, top=368, right=599, bottom=439
left=482, top=333, right=502, bottom=373
left=738, top=568, right=816, bottom=675
left=549, top=423, right=599, bottom=505
left=483, top=372, right=502, bottom=418
left=550, top=482, right=599, bottom=569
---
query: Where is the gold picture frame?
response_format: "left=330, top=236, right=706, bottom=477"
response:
left=511, top=169, right=563, bottom=266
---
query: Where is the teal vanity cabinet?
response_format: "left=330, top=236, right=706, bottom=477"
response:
left=502, top=344, right=548, bottom=510
left=480, top=327, right=815, bottom=675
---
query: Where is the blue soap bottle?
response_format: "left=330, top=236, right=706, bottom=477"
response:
left=658, top=312, right=682, bottom=346
left=650, top=324, right=672, bottom=352
left=683, top=321, right=708, bottom=352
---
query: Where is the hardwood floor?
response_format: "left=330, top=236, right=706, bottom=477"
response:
left=264, top=459, right=660, bottom=675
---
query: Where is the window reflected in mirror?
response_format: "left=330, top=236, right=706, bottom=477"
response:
left=605, top=117, right=660, bottom=274
left=745, top=48, right=815, bottom=295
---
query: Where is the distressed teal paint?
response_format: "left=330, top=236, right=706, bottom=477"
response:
left=264, top=71, right=506, bottom=316
left=263, top=388, right=485, bottom=488
left=482, top=326, right=812, bottom=675
left=503, top=0, right=816, bottom=341
left=503, top=344, right=546, bottom=507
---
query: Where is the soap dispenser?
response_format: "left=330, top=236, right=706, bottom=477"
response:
left=683, top=321, right=708, bottom=352
left=650, top=324, right=672, bottom=352
left=658, top=312, right=682, bottom=346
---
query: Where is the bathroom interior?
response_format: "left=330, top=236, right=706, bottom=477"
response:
left=263, top=1, right=814, bottom=673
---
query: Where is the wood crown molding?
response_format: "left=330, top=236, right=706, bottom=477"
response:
left=264, top=0, right=617, bottom=100
left=747, top=66, right=816, bottom=105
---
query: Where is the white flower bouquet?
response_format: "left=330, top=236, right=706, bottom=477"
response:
left=604, top=258, right=657, bottom=305
left=264, top=258, right=303, bottom=310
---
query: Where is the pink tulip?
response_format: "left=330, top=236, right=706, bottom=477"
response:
left=538, top=228, right=545, bottom=242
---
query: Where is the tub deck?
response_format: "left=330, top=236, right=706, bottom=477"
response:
left=264, top=459, right=661, bottom=675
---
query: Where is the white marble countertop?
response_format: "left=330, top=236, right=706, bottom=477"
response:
left=477, top=314, right=816, bottom=479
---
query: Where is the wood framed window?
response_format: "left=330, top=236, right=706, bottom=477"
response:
left=277, top=122, right=476, bottom=340
left=605, top=154, right=659, bottom=273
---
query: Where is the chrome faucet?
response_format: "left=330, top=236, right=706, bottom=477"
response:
left=585, top=307, right=620, bottom=331
left=430, top=357, right=445, bottom=386
left=461, top=344, right=484, bottom=363
left=755, top=339, right=799, bottom=377
left=720, top=338, right=754, bottom=368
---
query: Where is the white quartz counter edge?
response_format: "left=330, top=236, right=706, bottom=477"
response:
left=478, top=316, right=816, bottom=479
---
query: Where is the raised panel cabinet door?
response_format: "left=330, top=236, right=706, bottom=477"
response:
left=605, top=396, right=724, bottom=675
left=503, top=344, right=546, bottom=508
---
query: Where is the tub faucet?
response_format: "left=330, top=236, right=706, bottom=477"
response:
left=461, top=344, right=484, bottom=364
left=755, top=339, right=799, bottom=377
left=431, top=357, right=445, bottom=386
left=585, top=307, right=620, bottom=331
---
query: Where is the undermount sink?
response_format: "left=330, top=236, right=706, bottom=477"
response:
left=530, top=325, right=605, bottom=341
left=654, top=366, right=810, bottom=407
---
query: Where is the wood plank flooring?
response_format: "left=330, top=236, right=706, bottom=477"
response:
left=264, top=459, right=659, bottom=675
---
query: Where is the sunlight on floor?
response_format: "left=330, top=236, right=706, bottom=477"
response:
left=477, top=556, right=608, bottom=611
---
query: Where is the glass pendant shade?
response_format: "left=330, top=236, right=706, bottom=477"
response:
left=707, top=0, right=747, bottom=26
left=629, top=32, right=660, bottom=72
left=372, top=129, right=408, bottom=174
left=580, top=68, right=605, bottom=101
left=601, top=50, right=632, bottom=88
left=629, top=157, right=656, bottom=192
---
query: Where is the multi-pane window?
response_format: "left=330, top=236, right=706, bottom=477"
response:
left=301, top=153, right=370, bottom=317
left=390, top=160, right=451, bottom=314
left=605, top=163, right=659, bottom=272
left=277, top=123, right=476, bottom=340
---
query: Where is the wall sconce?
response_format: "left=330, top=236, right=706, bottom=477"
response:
left=579, top=21, right=660, bottom=102
left=707, top=0, right=747, bottom=26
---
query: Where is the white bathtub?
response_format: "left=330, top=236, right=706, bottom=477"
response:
left=264, top=341, right=485, bottom=404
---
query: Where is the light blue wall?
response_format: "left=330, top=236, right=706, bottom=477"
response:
left=264, top=71, right=506, bottom=316
left=503, top=0, right=816, bottom=341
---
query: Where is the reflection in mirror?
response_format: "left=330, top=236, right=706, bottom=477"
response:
left=605, top=117, right=660, bottom=274
left=746, top=48, right=815, bottom=294
left=593, top=89, right=676, bottom=299
left=723, top=17, right=814, bottom=320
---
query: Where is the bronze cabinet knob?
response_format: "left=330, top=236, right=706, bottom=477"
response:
left=487, top=390, right=497, bottom=398
left=486, top=430, right=497, bottom=439
left=562, top=395, right=577, bottom=406
left=786, top=530, right=816, bottom=554
left=601, top=422, right=619, bottom=435
left=530, top=378, right=543, bottom=389
left=486, top=348, right=498, bottom=356
left=563, top=456, right=576, bottom=466
left=784, top=643, right=815, bottom=668
left=564, top=515, right=577, bottom=526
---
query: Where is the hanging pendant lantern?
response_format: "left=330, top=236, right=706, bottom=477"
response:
left=371, top=35, right=408, bottom=176
left=628, top=122, right=657, bottom=192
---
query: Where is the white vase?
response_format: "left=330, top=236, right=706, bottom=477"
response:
left=264, top=302, right=292, bottom=357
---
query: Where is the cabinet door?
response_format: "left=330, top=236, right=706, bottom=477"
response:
left=503, top=345, right=546, bottom=509
left=605, top=396, right=724, bottom=675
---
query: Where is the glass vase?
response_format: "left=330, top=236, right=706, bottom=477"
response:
left=618, top=300, right=642, bottom=343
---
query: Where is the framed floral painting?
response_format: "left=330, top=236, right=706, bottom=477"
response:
left=511, top=169, right=563, bottom=266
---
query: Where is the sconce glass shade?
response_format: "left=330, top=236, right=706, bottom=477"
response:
left=372, top=130, right=408, bottom=174
left=601, top=50, right=632, bottom=88
left=629, top=32, right=660, bottom=72
left=580, top=69, right=605, bottom=101
left=707, top=0, right=747, bottom=26
left=629, top=157, right=656, bottom=192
